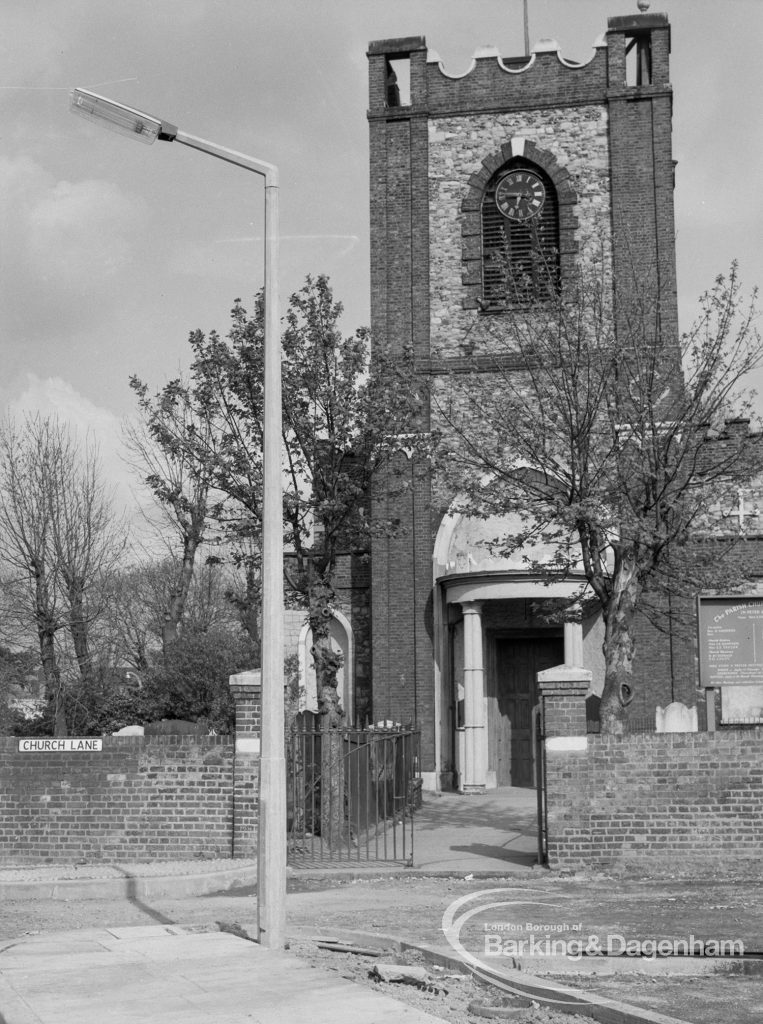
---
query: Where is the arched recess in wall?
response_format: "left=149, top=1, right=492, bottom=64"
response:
left=460, top=138, right=578, bottom=311
left=298, top=610, right=354, bottom=724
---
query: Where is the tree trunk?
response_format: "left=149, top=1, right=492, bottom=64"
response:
left=162, top=533, right=200, bottom=652
left=38, top=624, right=66, bottom=737
left=310, top=578, right=345, bottom=848
left=66, top=577, right=93, bottom=686
left=33, top=566, right=67, bottom=736
left=599, top=552, right=639, bottom=735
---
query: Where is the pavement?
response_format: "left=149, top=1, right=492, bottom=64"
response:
left=412, top=785, right=539, bottom=873
left=0, top=924, right=449, bottom=1024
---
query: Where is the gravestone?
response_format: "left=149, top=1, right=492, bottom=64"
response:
left=655, top=702, right=698, bottom=732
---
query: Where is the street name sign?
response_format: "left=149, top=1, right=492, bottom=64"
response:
left=18, top=738, right=103, bottom=752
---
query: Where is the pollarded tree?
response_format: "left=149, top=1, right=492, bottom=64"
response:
left=0, top=415, right=125, bottom=734
left=432, top=259, right=760, bottom=733
left=46, top=426, right=127, bottom=689
left=0, top=418, right=66, bottom=732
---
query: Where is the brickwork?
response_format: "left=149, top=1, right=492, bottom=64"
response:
left=1, top=682, right=262, bottom=865
left=539, top=674, right=590, bottom=738
left=0, top=736, right=235, bottom=864
left=540, top=680, right=763, bottom=875
left=229, top=680, right=261, bottom=858
left=371, top=455, right=436, bottom=766
left=544, top=730, right=763, bottom=875
left=424, top=48, right=609, bottom=115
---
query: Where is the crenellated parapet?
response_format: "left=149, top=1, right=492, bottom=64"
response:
left=368, top=14, right=671, bottom=119
left=423, top=38, right=609, bottom=116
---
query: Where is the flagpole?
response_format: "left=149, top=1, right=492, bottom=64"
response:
left=523, top=0, right=530, bottom=57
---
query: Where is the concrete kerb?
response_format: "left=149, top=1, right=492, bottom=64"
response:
left=0, top=863, right=541, bottom=901
left=301, top=928, right=706, bottom=1024
left=0, top=861, right=258, bottom=901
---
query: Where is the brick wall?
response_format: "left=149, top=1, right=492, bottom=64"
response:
left=540, top=675, right=763, bottom=875
left=545, top=731, right=763, bottom=875
left=0, top=736, right=237, bottom=864
left=1, top=684, right=261, bottom=865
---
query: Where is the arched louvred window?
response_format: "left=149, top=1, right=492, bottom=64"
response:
left=481, top=159, right=560, bottom=308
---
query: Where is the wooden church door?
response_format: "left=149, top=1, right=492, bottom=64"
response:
left=489, top=636, right=564, bottom=787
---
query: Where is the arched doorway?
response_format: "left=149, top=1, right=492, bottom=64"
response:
left=298, top=611, right=354, bottom=724
left=433, top=505, right=603, bottom=791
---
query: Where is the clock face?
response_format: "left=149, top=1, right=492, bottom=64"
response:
left=495, top=170, right=546, bottom=222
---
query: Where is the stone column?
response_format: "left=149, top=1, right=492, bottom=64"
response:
left=229, top=670, right=262, bottom=859
left=563, top=603, right=584, bottom=667
left=461, top=601, right=487, bottom=792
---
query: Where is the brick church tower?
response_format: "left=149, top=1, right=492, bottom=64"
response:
left=366, top=11, right=678, bottom=790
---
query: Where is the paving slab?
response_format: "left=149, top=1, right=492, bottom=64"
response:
left=0, top=926, right=450, bottom=1024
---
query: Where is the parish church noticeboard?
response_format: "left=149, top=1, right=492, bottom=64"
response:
left=697, top=596, right=763, bottom=688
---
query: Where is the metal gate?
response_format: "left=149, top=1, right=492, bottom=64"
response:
left=533, top=703, right=547, bottom=865
left=287, top=716, right=419, bottom=866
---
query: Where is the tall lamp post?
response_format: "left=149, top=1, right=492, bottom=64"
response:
left=70, top=88, right=286, bottom=949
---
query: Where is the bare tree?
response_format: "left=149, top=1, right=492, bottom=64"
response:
left=0, top=419, right=65, bottom=732
left=0, top=415, right=125, bottom=734
left=433, top=259, right=761, bottom=733
left=47, top=428, right=126, bottom=689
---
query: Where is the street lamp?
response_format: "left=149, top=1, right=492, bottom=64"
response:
left=70, top=88, right=286, bottom=950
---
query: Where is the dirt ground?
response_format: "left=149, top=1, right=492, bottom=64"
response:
left=2, top=874, right=762, bottom=1024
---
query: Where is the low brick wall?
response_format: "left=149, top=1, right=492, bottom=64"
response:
left=541, top=678, right=763, bottom=874
left=0, top=735, right=257, bottom=865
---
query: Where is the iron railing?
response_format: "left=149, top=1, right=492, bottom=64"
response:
left=287, top=715, right=419, bottom=866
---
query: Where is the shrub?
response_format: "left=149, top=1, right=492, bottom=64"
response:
left=140, top=628, right=258, bottom=734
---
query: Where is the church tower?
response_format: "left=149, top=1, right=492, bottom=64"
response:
left=366, top=12, right=678, bottom=790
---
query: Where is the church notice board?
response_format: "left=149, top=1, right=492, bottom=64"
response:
left=697, top=595, right=763, bottom=688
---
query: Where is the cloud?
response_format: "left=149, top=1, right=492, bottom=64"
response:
left=168, top=233, right=361, bottom=279
left=0, top=155, right=148, bottom=340
left=30, top=178, right=140, bottom=280
left=8, top=374, right=134, bottom=514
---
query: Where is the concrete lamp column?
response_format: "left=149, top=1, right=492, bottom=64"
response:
left=461, top=601, right=487, bottom=792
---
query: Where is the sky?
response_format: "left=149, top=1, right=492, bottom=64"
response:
left=1, top=0, right=761, bottom=508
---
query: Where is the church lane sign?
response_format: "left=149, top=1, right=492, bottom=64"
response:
left=18, top=738, right=103, bottom=752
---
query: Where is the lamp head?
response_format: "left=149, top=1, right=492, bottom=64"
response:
left=69, top=88, right=176, bottom=144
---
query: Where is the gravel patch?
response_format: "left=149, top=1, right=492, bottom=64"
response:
left=288, top=937, right=597, bottom=1024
